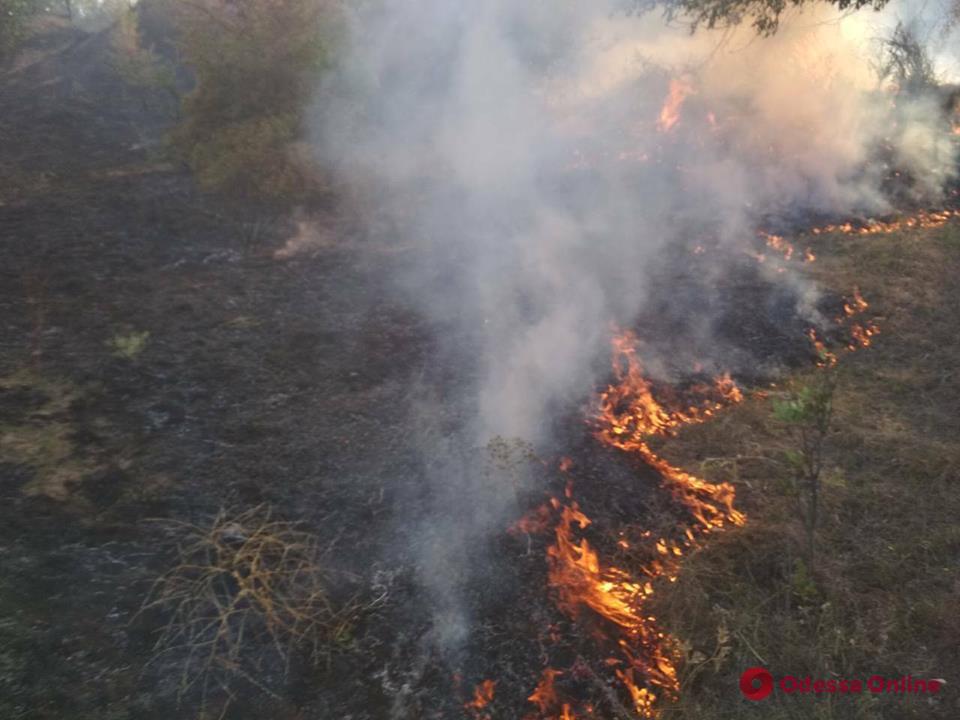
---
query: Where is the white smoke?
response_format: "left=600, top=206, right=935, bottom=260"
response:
left=311, top=0, right=956, bottom=647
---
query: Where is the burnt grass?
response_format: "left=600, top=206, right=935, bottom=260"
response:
left=0, top=19, right=871, bottom=720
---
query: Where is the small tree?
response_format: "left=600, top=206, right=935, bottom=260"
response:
left=110, top=4, right=178, bottom=110
left=772, top=369, right=836, bottom=563
left=874, top=22, right=937, bottom=95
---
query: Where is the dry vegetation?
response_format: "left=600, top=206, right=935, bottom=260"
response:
left=140, top=505, right=360, bottom=714
left=645, top=223, right=960, bottom=718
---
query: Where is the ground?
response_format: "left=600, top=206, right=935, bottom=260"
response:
left=652, top=222, right=960, bottom=719
left=1, top=15, right=959, bottom=720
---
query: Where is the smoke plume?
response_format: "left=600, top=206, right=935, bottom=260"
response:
left=311, top=0, right=956, bottom=648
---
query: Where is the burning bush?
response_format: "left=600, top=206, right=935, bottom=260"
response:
left=166, top=0, right=335, bottom=201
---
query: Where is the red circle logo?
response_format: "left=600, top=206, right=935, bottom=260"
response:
left=740, top=667, right=774, bottom=700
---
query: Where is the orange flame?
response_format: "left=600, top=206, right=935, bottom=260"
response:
left=465, top=679, right=496, bottom=716
left=657, top=78, right=694, bottom=133
left=848, top=322, right=879, bottom=349
left=810, top=209, right=960, bottom=236
left=807, top=328, right=838, bottom=368
left=843, top=286, right=869, bottom=317
left=528, top=668, right=562, bottom=713
left=529, top=331, right=746, bottom=718
left=821, top=285, right=879, bottom=356
left=594, top=332, right=745, bottom=532
left=757, top=231, right=815, bottom=264
left=545, top=499, right=678, bottom=717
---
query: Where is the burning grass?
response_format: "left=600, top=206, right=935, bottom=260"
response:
left=501, top=212, right=959, bottom=719
left=642, top=221, right=960, bottom=719
left=503, top=330, right=752, bottom=719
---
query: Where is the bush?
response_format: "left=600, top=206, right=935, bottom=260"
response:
left=0, top=0, right=39, bottom=59
left=110, top=5, right=178, bottom=101
left=141, top=505, right=355, bottom=711
left=168, top=0, right=333, bottom=201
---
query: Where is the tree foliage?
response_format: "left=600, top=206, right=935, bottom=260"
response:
left=874, top=22, right=937, bottom=95
left=168, top=0, right=334, bottom=201
left=635, top=0, right=889, bottom=35
left=772, top=369, right=836, bottom=562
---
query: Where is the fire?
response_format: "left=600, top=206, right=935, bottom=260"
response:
left=528, top=669, right=562, bottom=713
left=811, top=285, right=879, bottom=360
left=514, top=271, right=878, bottom=718
left=657, top=78, right=694, bottom=133
left=809, top=209, right=960, bottom=235
left=807, top=328, right=838, bottom=368
left=758, top=231, right=815, bottom=264
left=595, top=332, right=744, bottom=532
left=842, top=285, right=869, bottom=317
left=849, top=322, right=879, bottom=349
left=596, top=332, right=742, bottom=442
left=544, top=499, right=679, bottom=718
left=465, top=679, right=496, bottom=716
left=523, top=331, right=746, bottom=718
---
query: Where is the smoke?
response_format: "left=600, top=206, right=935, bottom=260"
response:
left=311, top=0, right=956, bottom=649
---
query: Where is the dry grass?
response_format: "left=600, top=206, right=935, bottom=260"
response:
left=140, top=504, right=357, bottom=715
left=0, top=370, right=99, bottom=502
left=646, top=222, right=960, bottom=719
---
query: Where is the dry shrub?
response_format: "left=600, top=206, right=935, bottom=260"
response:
left=141, top=504, right=354, bottom=710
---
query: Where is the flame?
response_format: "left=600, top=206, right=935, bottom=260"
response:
left=466, top=679, right=496, bottom=716
left=809, top=209, right=960, bottom=235
left=595, top=333, right=744, bottom=532
left=526, top=331, right=745, bottom=718
left=657, top=78, right=694, bottom=133
left=807, top=328, right=838, bottom=368
left=842, top=285, right=869, bottom=317
left=848, top=322, right=879, bottom=349
left=811, top=285, right=879, bottom=360
left=517, top=278, right=878, bottom=716
left=544, top=499, right=678, bottom=717
left=528, top=668, right=562, bottom=713
left=758, top=231, right=816, bottom=264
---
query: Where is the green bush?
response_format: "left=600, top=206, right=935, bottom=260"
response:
left=0, top=0, right=39, bottom=59
left=168, top=0, right=333, bottom=201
